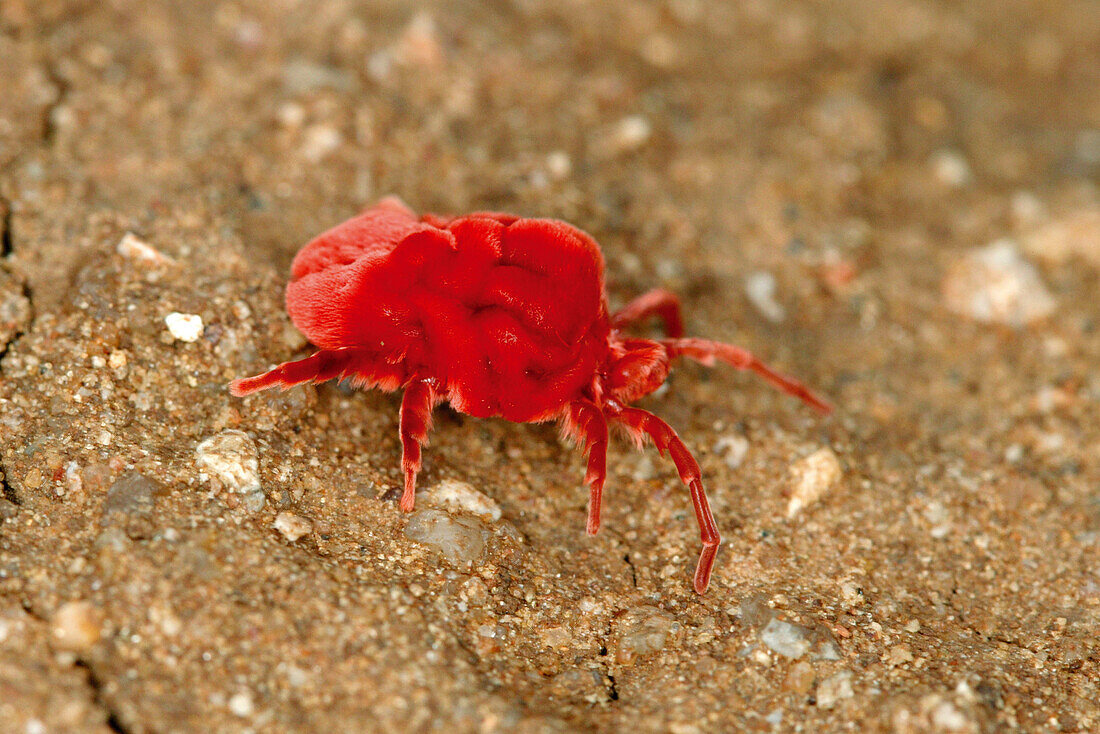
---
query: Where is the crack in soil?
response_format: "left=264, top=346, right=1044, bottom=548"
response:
left=596, top=619, right=620, bottom=703
left=0, top=196, right=11, bottom=258
left=622, top=553, right=637, bottom=588
left=19, top=603, right=132, bottom=734
left=0, top=470, right=20, bottom=507
left=0, top=196, right=32, bottom=507
left=76, top=660, right=132, bottom=734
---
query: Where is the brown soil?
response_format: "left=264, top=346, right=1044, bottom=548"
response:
left=1, top=1, right=1098, bottom=731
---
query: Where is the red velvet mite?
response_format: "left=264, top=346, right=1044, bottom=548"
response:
left=230, top=197, right=830, bottom=593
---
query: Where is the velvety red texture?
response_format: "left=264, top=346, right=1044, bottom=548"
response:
left=231, top=198, right=831, bottom=593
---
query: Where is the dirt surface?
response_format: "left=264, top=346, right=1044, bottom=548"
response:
left=2, top=1, right=1099, bottom=732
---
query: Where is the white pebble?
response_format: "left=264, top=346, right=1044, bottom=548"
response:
left=301, top=124, right=343, bottom=163
left=117, top=232, right=173, bottom=265
left=165, top=312, right=204, bottom=342
left=404, top=509, right=487, bottom=564
left=50, top=601, right=103, bottom=653
left=744, top=271, right=786, bottom=323
left=273, top=511, right=313, bottom=542
left=420, top=479, right=501, bottom=522
left=196, top=430, right=264, bottom=513
left=815, top=670, right=854, bottom=709
left=759, top=618, right=813, bottom=659
left=713, top=434, right=750, bottom=469
left=545, top=150, right=572, bottom=181
left=277, top=102, right=306, bottom=128
left=602, top=115, right=652, bottom=156
left=931, top=149, right=972, bottom=187
left=787, top=448, right=842, bottom=518
left=614, top=607, right=677, bottom=664
left=942, top=239, right=1055, bottom=326
left=617, top=115, right=652, bottom=147
left=929, top=697, right=973, bottom=732
left=228, top=691, right=255, bottom=717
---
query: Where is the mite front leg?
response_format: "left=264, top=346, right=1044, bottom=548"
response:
left=661, top=337, right=831, bottom=414
left=616, top=406, right=721, bottom=594
left=565, top=401, right=610, bottom=535
left=399, top=378, right=439, bottom=512
left=229, top=347, right=405, bottom=396
left=610, top=289, right=684, bottom=337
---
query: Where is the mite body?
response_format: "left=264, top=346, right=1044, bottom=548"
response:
left=231, top=197, right=829, bottom=592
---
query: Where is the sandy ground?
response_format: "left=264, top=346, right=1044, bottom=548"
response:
left=2, top=1, right=1099, bottom=731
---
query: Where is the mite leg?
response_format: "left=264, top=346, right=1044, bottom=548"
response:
left=229, top=348, right=402, bottom=396
left=610, top=289, right=684, bottom=337
left=661, top=337, right=831, bottom=414
left=565, top=401, right=610, bottom=535
left=399, top=377, right=439, bottom=512
left=615, top=406, right=720, bottom=594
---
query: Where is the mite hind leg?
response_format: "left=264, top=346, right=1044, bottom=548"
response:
left=399, top=378, right=440, bottom=512
left=661, top=337, right=831, bottom=414
left=611, top=289, right=684, bottom=337
left=564, top=401, right=610, bottom=535
left=615, top=406, right=721, bottom=594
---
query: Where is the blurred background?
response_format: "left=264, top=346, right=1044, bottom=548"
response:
left=1, top=1, right=1098, bottom=732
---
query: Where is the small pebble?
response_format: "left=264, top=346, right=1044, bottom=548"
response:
left=924, top=500, right=952, bottom=538
left=117, top=232, right=172, bottom=265
left=545, top=151, right=571, bottom=181
left=744, top=270, right=786, bottom=323
left=613, top=607, right=678, bottom=665
left=281, top=59, right=353, bottom=94
left=419, top=479, right=501, bottom=522
left=301, top=124, right=343, bottom=163
left=277, top=101, right=306, bottom=128
left=404, top=508, right=487, bottom=564
left=1010, top=190, right=1046, bottom=228
left=165, top=312, right=204, bottom=342
left=885, top=644, right=915, bottom=667
left=1022, top=208, right=1100, bottom=267
left=538, top=626, right=573, bottom=649
left=50, top=601, right=103, bottom=653
left=227, top=690, right=255, bottom=718
left=273, top=511, right=313, bottom=542
left=713, top=434, right=749, bottom=469
left=101, top=472, right=163, bottom=539
left=614, top=116, right=652, bottom=150
left=598, top=115, right=652, bottom=157
left=787, top=448, right=842, bottom=518
left=394, top=11, right=443, bottom=67
left=195, top=430, right=265, bottom=513
left=815, top=670, right=854, bottom=709
left=941, top=239, right=1055, bottom=326
left=931, top=149, right=972, bottom=187
left=783, top=661, right=816, bottom=694
left=107, top=349, right=128, bottom=371
left=930, top=702, right=971, bottom=732
left=760, top=618, right=814, bottom=659
left=640, top=33, right=678, bottom=68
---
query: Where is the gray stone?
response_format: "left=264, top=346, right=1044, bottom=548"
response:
left=759, top=618, right=814, bottom=659
left=101, top=472, right=163, bottom=539
left=404, top=509, right=488, bottom=564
